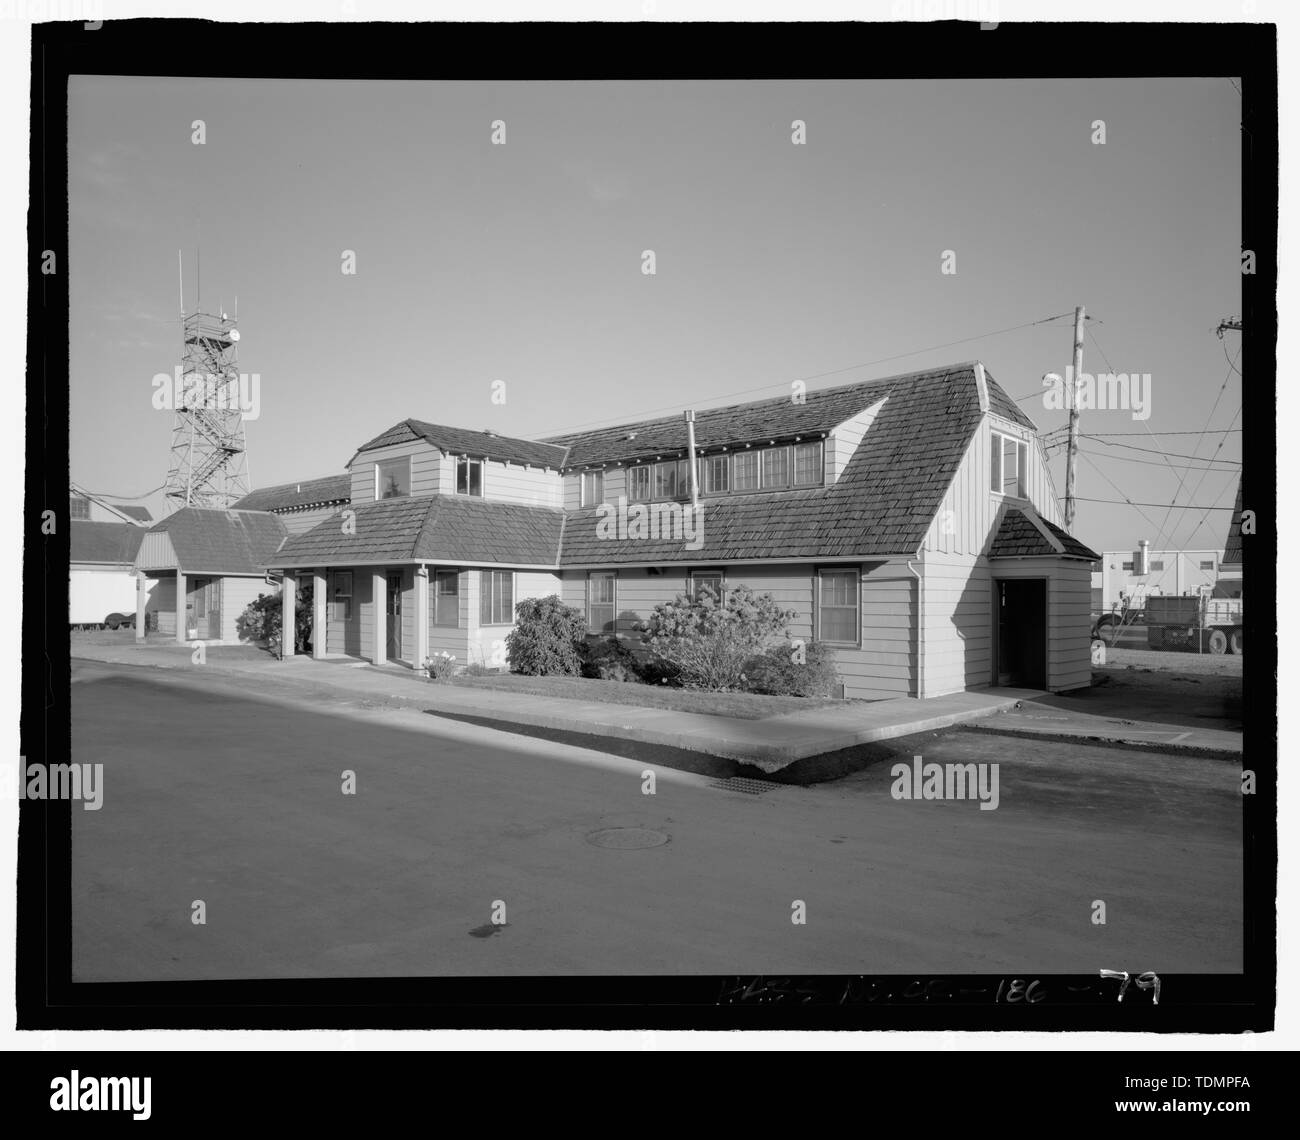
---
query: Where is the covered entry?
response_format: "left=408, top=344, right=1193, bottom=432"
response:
left=993, top=577, right=1047, bottom=689
left=187, top=576, right=221, bottom=640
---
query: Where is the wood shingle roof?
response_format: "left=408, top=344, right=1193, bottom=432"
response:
left=354, top=419, right=568, bottom=469
left=144, top=508, right=289, bottom=575
left=232, top=474, right=352, bottom=513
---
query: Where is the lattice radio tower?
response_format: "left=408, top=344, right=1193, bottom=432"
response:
left=163, top=250, right=251, bottom=510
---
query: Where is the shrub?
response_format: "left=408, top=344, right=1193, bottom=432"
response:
left=424, top=652, right=458, bottom=681
left=505, top=595, right=588, bottom=676
left=582, top=638, right=643, bottom=682
left=639, top=584, right=795, bottom=691
left=236, top=581, right=313, bottom=655
left=743, top=640, right=841, bottom=698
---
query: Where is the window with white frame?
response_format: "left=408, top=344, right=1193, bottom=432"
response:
left=479, top=570, right=513, bottom=624
left=580, top=470, right=605, bottom=508
left=699, top=454, right=729, bottom=495
left=1200, top=560, right=1215, bottom=571
left=990, top=430, right=1028, bottom=497
left=330, top=571, right=353, bottom=621
left=434, top=570, right=459, bottom=627
left=690, top=571, right=724, bottom=606
left=587, top=571, right=616, bottom=634
left=456, top=457, right=483, bottom=497
left=762, top=446, right=791, bottom=489
left=376, top=457, right=410, bottom=499
left=627, top=465, right=651, bottom=502
left=733, top=450, right=759, bottom=491
left=817, top=569, right=859, bottom=645
left=793, top=441, right=823, bottom=486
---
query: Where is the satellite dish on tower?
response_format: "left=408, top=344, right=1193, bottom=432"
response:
left=229, top=329, right=241, bottom=342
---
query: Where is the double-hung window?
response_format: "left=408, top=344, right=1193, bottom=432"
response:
left=479, top=570, right=514, bottom=624
left=457, top=457, right=483, bottom=497
left=330, top=571, right=353, bottom=622
left=762, top=446, right=791, bottom=489
left=793, top=441, right=823, bottom=486
left=627, top=465, right=651, bottom=502
left=587, top=571, right=616, bottom=634
left=580, top=470, right=605, bottom=508
left=733, top=450, right=759, bottom=492
left=434, top=570, right=459, bottom=627
left=690, top=572, right=724, bottom=606
left=817, top=569, right=859, bottom=645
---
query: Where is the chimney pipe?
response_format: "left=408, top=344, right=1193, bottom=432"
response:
left=684, top=410, right=699, bottom=507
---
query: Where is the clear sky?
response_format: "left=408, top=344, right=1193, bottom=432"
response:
left=69, top=76, right=1243, bottom=553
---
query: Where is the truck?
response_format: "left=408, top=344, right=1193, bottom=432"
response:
left=1145, top=594, right=1243, bottom=655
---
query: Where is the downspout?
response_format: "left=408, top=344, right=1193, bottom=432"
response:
left=907, top=555, right=925, bottom=699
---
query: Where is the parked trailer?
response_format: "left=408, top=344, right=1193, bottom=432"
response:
left=69, top=567, right=139, bottom=630
left=1145, top=595, right=1243, bottom=655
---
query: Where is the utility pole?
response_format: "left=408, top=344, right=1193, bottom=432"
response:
left=1063, top=304, right=1086, bottom=531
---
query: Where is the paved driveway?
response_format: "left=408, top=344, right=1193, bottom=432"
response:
left=70, top=661, right=1242, bottom=979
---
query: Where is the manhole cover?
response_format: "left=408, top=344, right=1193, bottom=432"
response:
left=586, top=827, right=670, bottom=850
left=709, top=776, right=783, bottom=795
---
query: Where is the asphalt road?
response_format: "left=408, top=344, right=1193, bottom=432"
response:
left=70, top=661, right=1243, bottom=979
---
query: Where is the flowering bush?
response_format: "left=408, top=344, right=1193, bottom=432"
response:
left=639, top=585, right=795, bottom=690
left=505, top=595, right=588, bottom=676
left=582, top=637, right=643, bottom=682
left=424, top=652, right=458, bottom=681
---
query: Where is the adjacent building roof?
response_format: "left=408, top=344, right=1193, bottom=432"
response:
left=353, top=419, right=569, bottom=469
left=70, top=521, right=146, bottom=565
left=544, top=360, right=1037, bottom=470
left=115, top=504, right=153, bottom=523
left=231, top=474, right=352, bottom=513
left=1221, top=476, right=1243, bottom=569
left=272, top=495, right=565, bottom=568
left=989, top=507, right=1099, bottom=561
left=139, top=508, right=288, bottom=575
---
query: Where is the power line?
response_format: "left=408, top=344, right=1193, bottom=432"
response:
left=1070, top=447, right=1240, bottom=473
left=70, top=481, right=164, bottom=502
left=1073, top=435, right=1241, bottom=465
left=1074, top=496, right=1235, bottom=510
left=1082, top=429, right=1242, bottom=437
left=531, top=311, right=1080, bottom=438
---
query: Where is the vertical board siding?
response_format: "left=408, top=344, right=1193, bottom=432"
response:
left=920, top=550, right=991, bottom=696
left=988, top=559, right=1093, bottom=691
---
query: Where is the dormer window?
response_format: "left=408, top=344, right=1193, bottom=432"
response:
left=456, top=456, right=483, bottom=497
left=376, top=457, right=411, bottom=499
left=793, top=441, right=823, bottom=486
left=580, top=470, right=605, bottom=508
left=991, top=430, right=1028, bottom=497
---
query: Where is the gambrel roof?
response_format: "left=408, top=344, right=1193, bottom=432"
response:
left=70, top=521, right=145, bottom=566
left=139, top=508, right=288, bottom=575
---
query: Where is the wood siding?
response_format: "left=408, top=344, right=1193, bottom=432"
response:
left=221, top=575, right=272, bottom=642
left=826, top=396, right=888, bottom=484
left=559, top=561, right=917, bottom=700
left=349, top=442, right=442, bottom=503
left=441, top=454, right=563, bottom=508
left=919, top=550, right=990, bottom=696
left=921, top=413, right=1063, bottom=557
left=275, top=505, right=346, bottom=535
left=990, top=559, right=1092, bottom=691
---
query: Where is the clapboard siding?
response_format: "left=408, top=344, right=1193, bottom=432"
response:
left=826, top=396, right=888, bottom=483
left=350, top=442, right=442, bottom=503
left=325, top=566, right=370, bottom=659
left=222, top=575, right=271, bottom=642
left=428, top=570, right=470, bottom=661
left=988, top=559, right=1092, bottom=691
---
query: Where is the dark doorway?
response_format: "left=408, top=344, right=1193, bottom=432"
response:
left=386, top=572, right=403, bottom=660
left=995, top=578, right=1047, bottom=689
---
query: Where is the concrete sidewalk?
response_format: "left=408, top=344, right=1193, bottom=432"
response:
left=70, top=639, right=1240, bottom=769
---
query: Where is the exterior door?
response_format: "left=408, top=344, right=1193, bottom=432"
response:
left=189, top=577, right=218, bottom=640
left=994, top=578, right=1047, bottom=689
left=386, top=572, right=403, bottom=660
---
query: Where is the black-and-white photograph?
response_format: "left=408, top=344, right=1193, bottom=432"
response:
left=9, top=4, right=1284, bottom=1082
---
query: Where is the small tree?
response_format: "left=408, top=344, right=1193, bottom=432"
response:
left=505, top=595, right=588, bottom=676
left=640, top=584, right=794, bottom=690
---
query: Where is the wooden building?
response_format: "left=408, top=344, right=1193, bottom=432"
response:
left=265, top=361, right=1099, bottom=698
